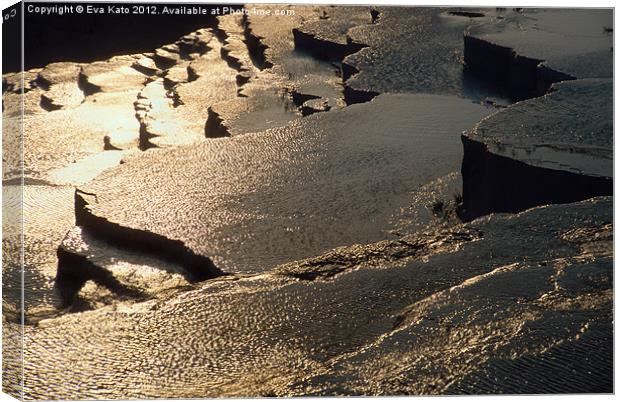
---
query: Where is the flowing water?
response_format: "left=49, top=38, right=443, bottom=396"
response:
left=2, top=5, right=613, bottom=398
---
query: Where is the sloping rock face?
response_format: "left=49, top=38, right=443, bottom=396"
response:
left=464, top=8, right=612, bottom=98
left=460, top=79, right=612, bottom=219
left=23, top=198, right=612, bottom=399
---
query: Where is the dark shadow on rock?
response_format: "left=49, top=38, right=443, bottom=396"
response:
left=343, top=86, right=380, bottom=105
left=103, top=136, right=122, bottom=151
left=463, top=34, right=575, bottom=100
left=72, top=189, right=225, bottom=284
left=241, top=14, right=274, bottom=70
left=39, top=95, right=62, bottom=111
left=292, top=28, right=367, bottom=63
left=459, top=135, right=613, bottom=221
left=449, top=11, right=485, bottom=18
left=370, top=8, right=380, bottom=24
left=77, top=69, right=103, bottom=96
left=55, top=247, right=146, bottom=308
left=205, top=107, right=231, bottom=138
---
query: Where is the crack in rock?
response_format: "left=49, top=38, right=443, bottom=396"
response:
left=275, top=229, right=482, bottom=281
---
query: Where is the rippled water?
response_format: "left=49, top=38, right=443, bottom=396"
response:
left=23, top=198, right=613, bottom=399
left=81, top=94, right=490, bottom=273
left=3, top=5, right=613, bottom=399
left=3, top=185, right=74, bottom=321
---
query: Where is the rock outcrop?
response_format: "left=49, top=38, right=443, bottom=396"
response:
left=464, top=9, right=612, bottom=98
left=460, top=79, right=612, bottom=220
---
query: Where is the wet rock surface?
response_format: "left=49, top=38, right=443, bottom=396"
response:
left=467, top=79, right=612, bottom=176
left=301, top=7, right=513, bottom=101
left=464, top=9, right=613, bottom=98
left=3, top=5, right=613, bottom=398
left=456, top=8, right=613, bottom=219
left=23, top=198, right=612, bottom=399
left=74, top=94, right=489, bottom=274
left=292, top=6, right=371, bottom=62
left=460, top=79, right=613, bottom=219
left=209, top=8, right=349, bottom=134
left=4, top=55, right=146, bottom=185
